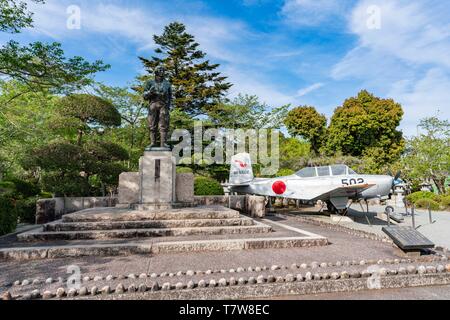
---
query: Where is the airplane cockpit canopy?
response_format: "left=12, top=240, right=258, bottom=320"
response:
left=295, top=165, right=357, bottom=178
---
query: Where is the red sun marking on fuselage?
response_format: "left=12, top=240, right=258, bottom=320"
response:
left=234, top=160, right=248, bottom=168
left=272, top=181, right=287, bottom=195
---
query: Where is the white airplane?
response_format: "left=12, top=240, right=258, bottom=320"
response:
left=227, top=153, right=396, bottom=214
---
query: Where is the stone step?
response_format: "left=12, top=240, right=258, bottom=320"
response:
left=44, top=218, right=255, bottom=232
left=18, top=224, right=273, bottom=242
left=62, top=206, right=241, bottom=223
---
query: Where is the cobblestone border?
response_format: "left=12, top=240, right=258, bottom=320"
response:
left=8, top=254, right=448, bottom=290
left=3, top=264, right=450, bottom=300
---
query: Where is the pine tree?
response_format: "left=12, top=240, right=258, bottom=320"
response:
left=139, top=22, right=232, bottom=117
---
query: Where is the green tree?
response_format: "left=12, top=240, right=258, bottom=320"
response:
left=208, top=94, right=289, bottom=129
left=139, top=22, right=232, bottom=116
left=56, top=94, right=122, bottom=145
left=0, top=0, right=43, bottom=33
left=403, top=117, right=450, bottom=194
left=284, top=106, right=327, bottom=154
left=279, top=136, right=311, bottom=171
left=324, top=90, right=404, bottom=170
left=0, top=1, right=109, bottom=108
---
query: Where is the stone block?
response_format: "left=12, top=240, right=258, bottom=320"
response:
left=35, top=199, right=56, bottom=224
left=118, top=172, right=140, bottom=204
left=176, top=173, right=194, bottom=203
left=139, top=151, right=175, bottom=204
left=246, top=196, right=266, bottom=218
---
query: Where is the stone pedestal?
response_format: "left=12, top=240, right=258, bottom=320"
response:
left=139, top=151, right=176, bottom=205
left=118, top=173, right=140, bottom=204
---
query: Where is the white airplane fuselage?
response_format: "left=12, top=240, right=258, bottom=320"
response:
left=230, top=174, right=393, bottom=202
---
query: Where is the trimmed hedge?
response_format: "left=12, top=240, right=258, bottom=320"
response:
left=406, top=191, right=440, bottom=204
left=15, top=197, right=37, bottom=224
left=415, top=199, right=441, bottom=211
left=441, top=196, right=450, bottom=209
left=0, top=196, right=17, bottom=236
left=194, top=177, right=224, bottom=196
left=177, top=167, right=193, bottom=174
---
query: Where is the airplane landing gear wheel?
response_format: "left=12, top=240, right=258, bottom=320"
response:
left=326, top=201, right=347, bottom=215
left=326, top=201, right=338, bottom=214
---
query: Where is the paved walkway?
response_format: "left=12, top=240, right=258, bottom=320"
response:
left=271, top=284, right=450, bottom=300
left=283, top=204, right=450, bottom=249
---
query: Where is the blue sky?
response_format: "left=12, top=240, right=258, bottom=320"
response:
left=4, top=0, right=450, bottom=135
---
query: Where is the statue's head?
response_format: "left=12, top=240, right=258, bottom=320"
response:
left=154, top=66, right=166, bottom=81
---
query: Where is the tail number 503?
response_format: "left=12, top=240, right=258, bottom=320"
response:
left=342, top=178, right=365, bottom=186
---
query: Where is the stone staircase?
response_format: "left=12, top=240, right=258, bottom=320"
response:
left=17, top=206, right=273, bottom=242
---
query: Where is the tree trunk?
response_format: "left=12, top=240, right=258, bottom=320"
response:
left=77, top=129, right=83, bottom=146
left=432, top=176, right=446, bottom=195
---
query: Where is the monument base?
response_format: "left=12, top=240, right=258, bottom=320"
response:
left=132, top=202, right=196, bottom=211
left=117, top=151, right=195, bottom=211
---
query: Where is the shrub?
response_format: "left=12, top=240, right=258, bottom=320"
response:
left=406, top=191, right=440, bottom=204
left=441, top=196, right=450, bottom=209
left=415, top=199, right=441, bottom=211
left=0, top=181, right=15, bottom=196
left=0, top=196, right=17, bottom=236
left=194, top=177, right=224, bottom=196
left=6, top=178, right=40, bottom=198
left=39, top=192, right=54, bottom=199
left=15, top=197, right=37, bottom=224
left=277, top=168, right=295, bottom=177
left=177, top=167, right=193, bottom=174
left=41, top=173, right=91, bottom=197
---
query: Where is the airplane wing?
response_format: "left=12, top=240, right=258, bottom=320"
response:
left=310, top=184, right=376, bottom=202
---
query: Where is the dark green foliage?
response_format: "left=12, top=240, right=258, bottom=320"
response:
left=41, top=172, right=91, bottom=197
left=194, top=176, right=224, bottom=196
left=0, top=41, right=109, bottom=94
left=59, top=94, right=122, bottom=127
left=0, top=195, right=17, bottom=236
left=24, top=139, right=128, bottom=196
left=415, top=199, right=440, bottom=211
left=22, top=142, right=85, bottom=172
left=139, top=22, right=232, bottom=116
left=0, top=181, right=15, bottom=195
left=4, top=177, right=39, bottom=197
left=15, top=197, right=36, bottom=223
left=84, top=141, right=129, bottom=162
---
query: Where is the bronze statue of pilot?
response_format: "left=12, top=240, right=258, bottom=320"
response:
left=143, top=66, right=172, bottom=150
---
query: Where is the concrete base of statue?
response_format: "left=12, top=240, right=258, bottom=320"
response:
left=117, top=150, right=194, bottom=209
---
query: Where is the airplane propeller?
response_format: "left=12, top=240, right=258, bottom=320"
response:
left=387, top=170, right=402, bottom=187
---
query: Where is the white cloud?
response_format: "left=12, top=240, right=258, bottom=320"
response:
left=224, top=66, right=295, bottom=107
left=388, top=69, right=450, bottom=137
left=332, top=0, right=450, bottom=136
left=281, top=0, right=349, bottom=26
left=296, top=83, right=324, bottom=97
left=26, top=0, right=250, bottom=63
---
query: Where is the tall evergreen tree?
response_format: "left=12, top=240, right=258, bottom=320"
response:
left=139, top=22, right=232, bottom=117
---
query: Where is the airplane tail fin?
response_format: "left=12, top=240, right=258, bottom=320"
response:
left=229, top=153, right=254, bottom=185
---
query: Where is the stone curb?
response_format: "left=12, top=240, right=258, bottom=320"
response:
left=0, top=236, right=328, bottom=262
left=9, top=255, right=448, bottom=289
left=6, top=267, right=450, bottom=300
left=2, top=264, right=450, bottom=300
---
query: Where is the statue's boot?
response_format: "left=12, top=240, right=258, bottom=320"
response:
left=160, top=131, right=170, bottom=149
left=149, top=132, right=158, bottom=149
